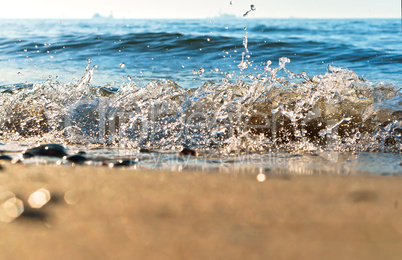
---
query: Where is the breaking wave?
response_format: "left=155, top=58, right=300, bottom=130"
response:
left=0, top=58, right=401, bottom=154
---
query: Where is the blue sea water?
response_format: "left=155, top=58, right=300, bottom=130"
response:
left=0, top=18, right=401, bottom=174
left=0, top=18, right=400, bottom=87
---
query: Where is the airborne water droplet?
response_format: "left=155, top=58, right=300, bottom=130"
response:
left=243, top=35, right=249, bottom=53
left=243, top=4, right=256, bottom=17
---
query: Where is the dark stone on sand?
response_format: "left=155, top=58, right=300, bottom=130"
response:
left=139, top=148, right=151, bottom=153
left=66, top=154, right=87, bottom=164
left=22, top=152, right=35, bottom=159
left=24, top=144, right=68, bottom=158
left=113, top=159, right=138, bottom=167
left=0, top=154, right=13, bottom=161
left=179, top=148, right=196, bottom=156
left=77, top=151, right=86, bottom=155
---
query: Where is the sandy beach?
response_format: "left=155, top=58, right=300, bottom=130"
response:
left=0, top=163, right=401, bottom=259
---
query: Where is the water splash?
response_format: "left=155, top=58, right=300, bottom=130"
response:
left=0, top=59, right=400, bottom=153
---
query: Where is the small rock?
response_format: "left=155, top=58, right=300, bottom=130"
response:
left=139, top=148, right=151, bottom=153
left=66, top=154, right=87, bottom=164
left=23, top=144, right=68, bottom=158
left=22, top=152, right=34, bottom=159
left=179, top=148, right=196, bottom=156
left=0, top=155, right=13, bottom=161
left=112, top=159, right=138, bottom=167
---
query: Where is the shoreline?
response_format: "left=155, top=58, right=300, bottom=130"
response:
left=0, top=164, right=402, bottom=259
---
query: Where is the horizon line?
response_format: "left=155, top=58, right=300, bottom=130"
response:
left=0, top=16, right=399, bottom=20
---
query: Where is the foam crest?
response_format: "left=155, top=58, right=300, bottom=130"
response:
left=0, top=59, right=400, bottom=153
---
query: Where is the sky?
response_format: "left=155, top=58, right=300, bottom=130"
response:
left=0, top=0, right=400, bottom=19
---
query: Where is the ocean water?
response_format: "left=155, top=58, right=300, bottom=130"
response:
left=0, top=18, right=401, bottom=174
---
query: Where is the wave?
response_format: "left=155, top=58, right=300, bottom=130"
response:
left=0, top=58, right=400, bottom=153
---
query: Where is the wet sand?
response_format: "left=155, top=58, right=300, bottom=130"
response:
left=0, top=164, right=402, bottom=260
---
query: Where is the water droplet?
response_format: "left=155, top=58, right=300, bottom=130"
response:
left=207, top=38, right=210, bottom=42
left=34, top=45, right=38, bottom=48
left=0, top=194, right=24, bottom=223
left=279, top=57, right=291, bottom=68
left=119, top=62, right=125, bottom=68
left=243, top=36, right=249, bottom=53
left=192, top=67, right=205, bottom=75
left=243, top=4, right=256, bottom=17
left=23, top=49, right=27, bottom=52
left=28, top=188, right=51, bottom=209
left=257, top=173, right=266, bottom=182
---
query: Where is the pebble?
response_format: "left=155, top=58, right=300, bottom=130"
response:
left=112, top=159, right=138, bottom=167
left=66, top=154, right=87, bottom=164
left=23, top=144, right=68, bottom=158
left=179, top=148, right=196, bottom=156
left=0, top=155, right=13, bottom=161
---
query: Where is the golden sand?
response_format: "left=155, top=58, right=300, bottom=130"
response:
left=0, top=164, right=402, bottom=259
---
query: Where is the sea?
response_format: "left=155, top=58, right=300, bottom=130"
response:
left=0, top=17, right=401, bottom=175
